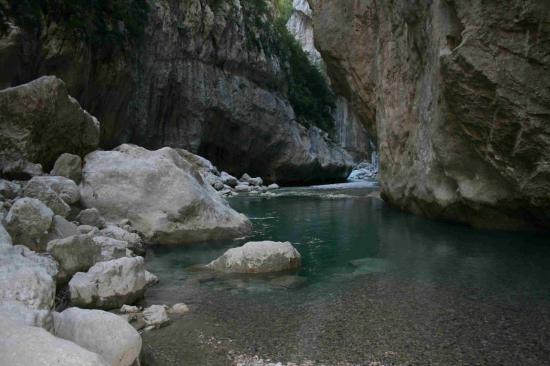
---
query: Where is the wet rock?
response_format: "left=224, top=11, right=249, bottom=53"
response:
left=80, top=144, right=251, bottom=244
left=69, top=256, right=146, bottom=309
left=143, top=305, right=170, bottom=329
left=0, top=315, right=109, bottom=366
left=145, top=270, right=159, bottom=288
left=207, top=241, right=302, bottom=273
left=54, top=307, right=142, bottom=366
left=168, top=303, right=190, bottom=315
left=77, top=208, right=106, bottom=228
left=0, top=76, right=100, bottom=170
left=51, top=153, right=83, bottom=183
left=5, top=197, right=54, bottom=250
left=22, top=177, right=71, bottom=217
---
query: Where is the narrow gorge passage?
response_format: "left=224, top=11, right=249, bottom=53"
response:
left=0, top=1, right=548, bottom=366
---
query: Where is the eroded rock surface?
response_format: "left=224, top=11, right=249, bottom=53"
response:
left=309, top=0, right=550, bottom=229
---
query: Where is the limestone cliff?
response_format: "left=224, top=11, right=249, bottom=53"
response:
left=0, top=0, right=353, bottom=184
left=286, top=0, right=372, bottom=162
left=309, top=0, right=550, bottom=229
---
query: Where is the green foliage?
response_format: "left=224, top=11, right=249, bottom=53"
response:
left=241, top=0, right=335, bottom=136
left=0, top=0, right=150, bottom=61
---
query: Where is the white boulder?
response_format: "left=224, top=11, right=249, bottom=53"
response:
left=206, top=241, right=301, bottom=273
left=5, top=197, right=54, bottom=250
left=0, top=315, right=109, bottom=366
left=79, top=144, right=251, bottom=244
left=54, top=307, right=142, bottom=366
left=69, top=256, right=146, bottom=309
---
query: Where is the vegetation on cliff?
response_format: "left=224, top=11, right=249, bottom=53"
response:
left=240, top=0, right=336, bottom=136
left=0, top=0, right=149, bottom=62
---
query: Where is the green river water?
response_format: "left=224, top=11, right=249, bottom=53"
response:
left=141, top=183, right=550, bottom=365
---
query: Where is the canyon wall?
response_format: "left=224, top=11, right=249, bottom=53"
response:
left=0, top=0, right=353, bottom=184
left=287, top=0, right=372, bottom=162
left=308, top=0, right=550, bottom=229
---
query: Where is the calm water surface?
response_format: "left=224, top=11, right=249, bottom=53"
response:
left=142, top=183, right=550, bottom=365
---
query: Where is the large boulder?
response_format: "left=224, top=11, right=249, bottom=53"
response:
left=0, top=246, right=57, bottom=311
left=54, top=308, right=142, bottom=366
left=47, top=234, right=127, bottom=283
left=69, top=256, right=146, bottom=309
left=51, top=153, right=83, bottom=183
left=309, top=0, right=550, bottom=229
left=0, top=301, right=53, bottom=329
left=206, top=241, right=301, bottom=273
left=0, top=76, right=100, bottom=171
left=0, top=315, right=109, bottom=366
left=5, top=197, right=54, bottom=250
left=80, top=144, right=251, bottom=244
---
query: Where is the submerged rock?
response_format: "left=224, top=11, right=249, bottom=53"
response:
left=80, top=144, right=251, bottom=244
left=54, top=307, right=142, bottom=366
left=69, top=256, right=146, bottom=309
left=0, top=315, right=109, bottom=366
left=0, top=76, right=100, bottom=170
left=207, top=241, right=301, bottom=273
left=5, top=197, right=54, bottom=250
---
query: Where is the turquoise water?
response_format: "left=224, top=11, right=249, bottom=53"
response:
left=143, top=185, right=550, bottom=365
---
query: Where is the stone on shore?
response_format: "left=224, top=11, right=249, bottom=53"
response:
left=5, top=197, right=54, bottom=250
left=77, top=208, right=106, bottom=228
left=0, top=315, right=109, bottom=366
left=69, top=256, right=146, bottom=309
left=43, top=215, right=79, bottom=243
left=221, top=171, right=238, bottom=187
left=54, top=307, right=142, bottom=366
left=206, top=241, right=301, bottom=273
left=22, top=177, right=71, bottom=217
left=99, top=225, right=143, bottom=254
left=143, top=305, right=170, bottom=329
left=51, top=153, right=83, bottom=183
left=80, top=144, right=251, bottom=244
left=28, top=176, right=80, bottom=204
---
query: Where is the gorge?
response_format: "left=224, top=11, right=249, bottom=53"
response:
left=0, top=0, right=549, bottom=365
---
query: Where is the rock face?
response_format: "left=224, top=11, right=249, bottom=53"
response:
left=0, top=76, right=100, bottom=171
left=69, top=256, right=146, bottom=309
left=207, top=241, right=301, bottom=273
left=0, top=1, right=353, bottom=184
left=5, top=197, right=54, bottom=250
left=0, top=315, right=109, bottom=366
left=54, top=308, right=142, bottom=366
left=80, top=144, right=251, bottom=244
left=309, top=0, right=550, bottom=229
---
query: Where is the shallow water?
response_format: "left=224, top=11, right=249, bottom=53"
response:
left=142, top=184, right=550, bottom=365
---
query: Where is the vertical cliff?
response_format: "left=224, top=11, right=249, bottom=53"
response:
left=286, top=0, right=373, bottom=162
left=309, top=0, right=550, bottom=229
left=0, top=0, right=355, bottom=184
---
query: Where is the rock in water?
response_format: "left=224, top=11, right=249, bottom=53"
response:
left=0, top=76, right=100, bottom=170
left=69, top=256, right=146, bottom=309
left=5, top=197, right=54, bottom=250
left=80, top=144, right=251, bottom=244
left=51, top=153, right=83, bottom=183
left=206, top=241, right=301, bottom=273
left=308, top=0, right=550, bottom=229
left=54, top=308, right=142, bottom=366
left=0, top=315, right=109, bottom=366
left=142, top=305, right=170, bottom=329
